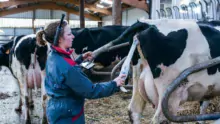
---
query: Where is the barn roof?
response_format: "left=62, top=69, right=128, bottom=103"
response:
left=0, top=0, right=149, bottom=21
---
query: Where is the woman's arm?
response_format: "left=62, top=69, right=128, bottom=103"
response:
left=75, top=54, right=83, bottom=64
left=75, top=51, right=93, bottom=65
left=65, top=67, right=120, bottom=99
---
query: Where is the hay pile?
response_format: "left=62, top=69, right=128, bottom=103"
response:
left=178, top=96, right=220, bottom=116
left=84, top=92, right=155, bottom=124
left=84, top=91, right=219, bottom=124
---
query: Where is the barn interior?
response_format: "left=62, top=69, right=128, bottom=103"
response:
left=0, top=0, right=220, bottom=124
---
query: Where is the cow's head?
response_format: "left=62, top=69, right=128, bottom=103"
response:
left=0, top=45, right=9, bottom=68
left=0, top=37, right=17, bottom=68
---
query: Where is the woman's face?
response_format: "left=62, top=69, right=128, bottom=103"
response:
left=59, top=25, right=75, bottom=49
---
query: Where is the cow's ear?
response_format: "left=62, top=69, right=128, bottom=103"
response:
left=5, top=49, right=10, bottom=54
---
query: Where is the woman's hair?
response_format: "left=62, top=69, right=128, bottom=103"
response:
left=36, top=20, right=68, bottom=46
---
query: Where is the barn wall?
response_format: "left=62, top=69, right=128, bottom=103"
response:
left=15, top=28, right=33, bottom=36
left=0, top=9, right=98, bottom=36
left=3, top=9, right=81, bottom=20
left=2, top=9, right=94, bottom=20
left=102, top=8, right=149, bottom=26
left=35, top=9, right=51, bottom=19
left=0, top=28, right=14, bottom=36
left=0, top=28, right=34, bottom=36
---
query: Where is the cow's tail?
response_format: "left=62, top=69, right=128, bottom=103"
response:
left=36, top=30, right=47, bottom=46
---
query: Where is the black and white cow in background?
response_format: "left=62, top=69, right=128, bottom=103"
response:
left=4, top=34, right=49, bottom=124
left=71, top=21, right=150, bottom=68
left=126, top=19, right=220, bottom=124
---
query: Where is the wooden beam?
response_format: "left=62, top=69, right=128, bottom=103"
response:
left=13, top=28, right=15, bottom=36
left=0, top=2, right=101, bottom=21
left=80, top=0, right=85, bottom=28
left=0, top=0, right=112, bottom=15
left=121, top=0, right=149, bottom=12
left=32, top=9, right=36, bottom=33
left=62, top=0, right=111, bottom=15
left=112, top=0, right=122, bottom=25
left=50, top=9, right=53, bottom=19
left=0, top=1, right=30, bottom=8
left=98, top=21, right=102, bottom=27
left=148, top=0, right=152, bottom=19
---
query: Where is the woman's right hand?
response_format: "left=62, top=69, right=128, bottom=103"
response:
left=113, top=74, right=127, bottom=87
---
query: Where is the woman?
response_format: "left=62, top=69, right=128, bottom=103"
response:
left=36, top=20, right=126, bottom=124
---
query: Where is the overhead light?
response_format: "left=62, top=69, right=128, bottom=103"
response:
left=0, top=0, right=9, bottom=2
left=100, top=0, right=112, bottom=5
left=96, top=4, right=104, bottom=8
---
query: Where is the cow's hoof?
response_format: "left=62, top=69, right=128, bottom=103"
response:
left=29, top=101, right=34, bottom=109
left=25, top=114, right=31, bottom=124
left=29, top=104, right=34, bottom=109
left=25, top=119, right=31, bottom=124
left=128, top=110, right=134, bottom=124
left=42, top=116, right=48, bottom=124
left=15, top=106, right=22, bottom=113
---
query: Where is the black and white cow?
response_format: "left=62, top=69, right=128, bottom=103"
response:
left=71, top=21, right=150, bottom=68
left=127, top=19, right=220, bottom=123
left=8, top=34, right=49, bottom=124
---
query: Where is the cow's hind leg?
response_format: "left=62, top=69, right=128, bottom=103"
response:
left=13, top=76, right=22, bottom=112
left=41, top=71, right=48, bottom=124
left=128, top=65, right=146, bottom=124
left=28, top=89, right=34, bottom=109
left=19, top=66, right=31, bottom=124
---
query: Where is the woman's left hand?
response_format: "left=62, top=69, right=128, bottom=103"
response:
left=82, top=51, right=93, bottom=61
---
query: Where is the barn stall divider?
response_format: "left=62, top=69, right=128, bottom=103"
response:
left=156, top=0, right=220, bottom=21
